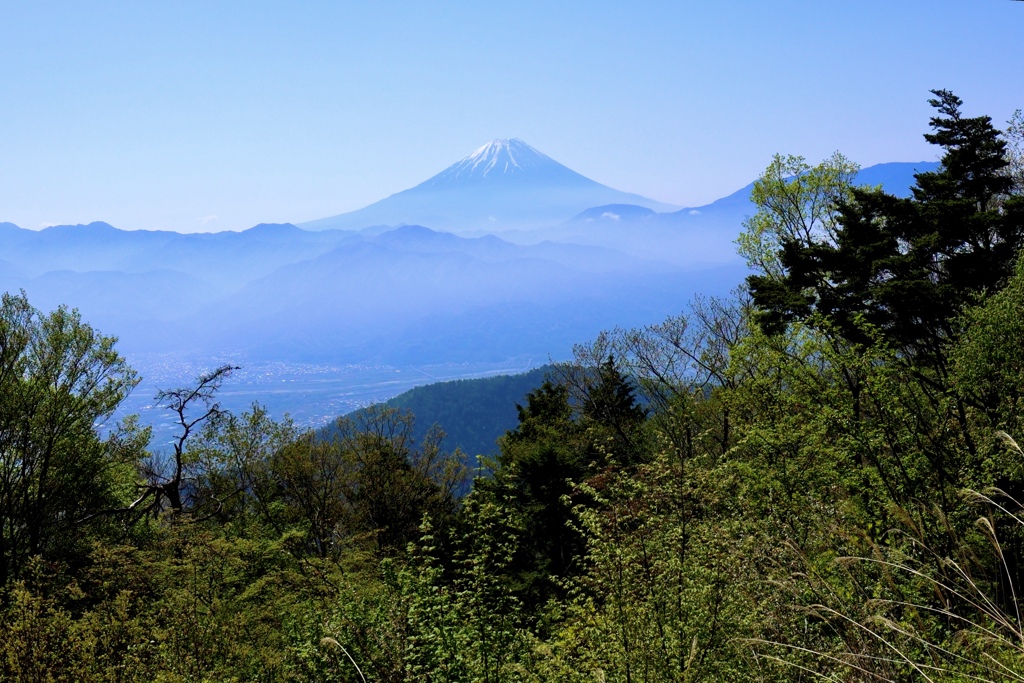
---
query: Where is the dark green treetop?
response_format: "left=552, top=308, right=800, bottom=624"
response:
left=749, top=90, right=1024, bottom=359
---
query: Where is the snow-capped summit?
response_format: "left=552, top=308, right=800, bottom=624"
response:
left=300, top=139, right=679, bottom=232
left=422, top=138, right=562, bottom=185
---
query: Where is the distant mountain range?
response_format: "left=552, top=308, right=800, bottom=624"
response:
left=299, top=138, right=938, bottom=241
left=497, top=160, right=938, bottom=266
left=0, top=219, right=743, bottom=364
left=0, top=143, right=941, bottom=404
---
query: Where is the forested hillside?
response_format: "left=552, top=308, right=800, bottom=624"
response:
left=2, top=91, right=1024, bottom=682
left=348, top=366, right=552, bottom=458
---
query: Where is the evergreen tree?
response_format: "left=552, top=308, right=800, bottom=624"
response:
left=475, top=380, right=588, bottom=611
left=749, top=90, right=1024, bottom=361
left=580, top=354, right=648, bottom=467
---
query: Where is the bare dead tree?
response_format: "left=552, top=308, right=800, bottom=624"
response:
left=81, top=364, right=239, bottom=524
left=150, top=364, right=239, bottom=514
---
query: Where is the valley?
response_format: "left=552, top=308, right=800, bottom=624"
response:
left=116, top=354, right=539, bottom=447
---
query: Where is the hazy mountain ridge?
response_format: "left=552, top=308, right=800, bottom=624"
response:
left=361, top=224, right=673, bottom=273
left=0, top=217, right=733, bottom=364
left=0, top=153, right=936, bottom=376
left=493, top=161, right=940, bottom=267
left=0, top=221, right=360, bottom=286
left=142, top=229, right=744, bottom=363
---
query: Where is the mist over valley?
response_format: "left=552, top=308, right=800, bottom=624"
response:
left=0, top=139, right=936, bottom=434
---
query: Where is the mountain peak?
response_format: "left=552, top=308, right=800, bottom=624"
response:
left=463, top=138, right=540, bottom=173
left=43, top=221, right=119, bottom=233
left=417, top=138, right=582, bottom=189
left=299, top=139, right=680, bottom=232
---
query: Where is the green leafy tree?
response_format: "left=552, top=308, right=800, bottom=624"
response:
left=0, top=292, right=139, bottom=585
left=736, top=151, right=860, bottom=279
left=207, top=404, right=465, bottom=558
left=400, top=501, right=532, bottom=683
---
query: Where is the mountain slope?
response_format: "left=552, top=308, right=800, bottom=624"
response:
left=138, top=224, right=746, bottom=363
left=299, top=139, right=678, bottom=233
left=0, top=221, right=361, bottom=290
left=497, top=161, right=943, bottom=267
left=343, top=366, right=553, bottom=458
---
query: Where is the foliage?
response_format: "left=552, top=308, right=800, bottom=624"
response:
left=399, top=500, right=534, bottom=682
left=736, top=151, right=860, bottom=279
left=535, top=448, right=765, bottom=683
left=377, top=366, right=552, bottom=458
left=748, top=91, right=1024, bottom=360
left=476, top=379, right=590, bottom=611
left=0, top=291, right=139, bottom=586
left=6, top=90, right=1024, bottom=682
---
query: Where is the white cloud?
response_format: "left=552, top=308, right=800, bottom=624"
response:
left=688, top=209, right=701, bottom=215
left=600, top=212, right=620, bottom=221
left=198, top=214, right=219, bottom=225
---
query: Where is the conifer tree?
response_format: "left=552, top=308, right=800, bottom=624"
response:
left=476, top=380, right=587, bottom=610
left=749, top=90, right=1024, bottom=362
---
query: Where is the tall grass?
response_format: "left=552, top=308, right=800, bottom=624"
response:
left=754, top=433, right=1024, bottom=682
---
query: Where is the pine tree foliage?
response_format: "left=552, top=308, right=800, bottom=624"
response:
left=748, top=90, right=1024, bottom=360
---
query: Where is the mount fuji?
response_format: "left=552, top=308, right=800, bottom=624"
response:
left=300, top=139, right=679, bottom=233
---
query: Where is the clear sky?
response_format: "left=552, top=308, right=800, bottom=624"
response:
left=1, top=1, right=1021, bottom=233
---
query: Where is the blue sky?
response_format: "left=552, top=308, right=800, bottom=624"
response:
left=1, top=1, right=1021, bottom=233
